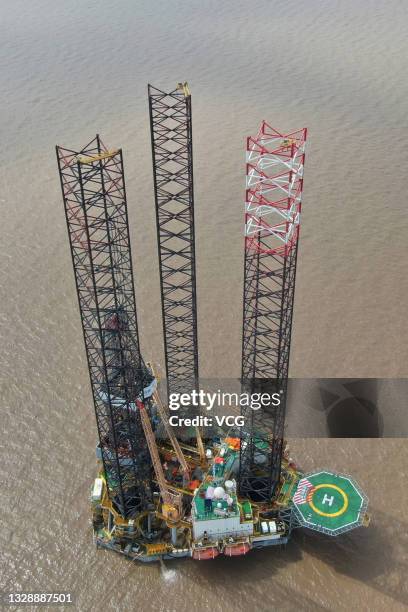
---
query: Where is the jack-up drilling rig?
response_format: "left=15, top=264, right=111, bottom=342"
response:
left=57, top=84, right=369, bottom=562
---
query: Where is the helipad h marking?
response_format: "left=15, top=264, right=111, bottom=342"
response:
left=309, top=484, right=348, bottom=518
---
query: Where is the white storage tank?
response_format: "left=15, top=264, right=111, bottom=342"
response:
left=213, top=486, right=225, bottom=499
left=224, top=479, right=235, bottom=493
left=205, top=486, right=215, bottom=499
left=92, top=478, right=103, bottom=502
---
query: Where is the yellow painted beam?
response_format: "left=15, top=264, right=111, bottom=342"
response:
left=77, top=149, right=119, bottom=164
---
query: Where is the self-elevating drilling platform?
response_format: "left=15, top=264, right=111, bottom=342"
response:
left=56, top=84, right=369, bottom=562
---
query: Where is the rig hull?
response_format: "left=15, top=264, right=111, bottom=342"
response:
left=90, top=436, right=368, bottom=564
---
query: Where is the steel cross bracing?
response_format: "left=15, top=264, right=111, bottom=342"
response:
left=148, top=84, right=199, bottom=401
left=56, top=136, right=155, bottom=518
left=238, top=122, right=307, bottom=503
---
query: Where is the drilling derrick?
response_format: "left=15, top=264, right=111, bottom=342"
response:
left=56, top=136, right=155, bottom=518
left=148, top=83, right=199, bottom=402
left=239, top=123, right=307, bottom=503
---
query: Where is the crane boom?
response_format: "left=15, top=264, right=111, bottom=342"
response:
left=151, top=389, right=189, bottom=474
left=136, top=400, right=182, bottom=521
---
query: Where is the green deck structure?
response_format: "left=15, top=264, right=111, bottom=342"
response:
left=192, top=443, right=241, bottom=521
left=291, top=471, right=368, bottom=535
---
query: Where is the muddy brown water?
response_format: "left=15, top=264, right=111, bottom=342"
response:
left=1, top=1, right=407, bottom=610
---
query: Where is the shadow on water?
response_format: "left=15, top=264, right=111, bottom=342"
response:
left=163, top=543, right=329, bottom=611
left=311, top=379, right=384, bottom=437
left=160, top=508, right=407, bottom=609
left=295, top=508, right=408, bottom=607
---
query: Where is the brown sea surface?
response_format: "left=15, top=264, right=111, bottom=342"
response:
left=1, top=0, right=407, bottom=610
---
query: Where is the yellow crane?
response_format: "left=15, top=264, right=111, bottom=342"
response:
left=151, top=387, right=190, bottom=475
left=136, top=399, right=182, bottom=523
left=147, top=363, right=206, bottom=467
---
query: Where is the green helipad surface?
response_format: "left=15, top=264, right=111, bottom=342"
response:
left=292, top=471, right=368, bottom=535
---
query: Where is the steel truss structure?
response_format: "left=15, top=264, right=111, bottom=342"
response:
left=148, top=84, right=199, bottom=401
left=239, top=122, right=307, bottom=502
left=56, top=136, right=154, bottom=518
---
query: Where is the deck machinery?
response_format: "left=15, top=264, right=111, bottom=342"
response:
left=56, top=84, right=369, bottom=562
